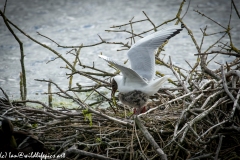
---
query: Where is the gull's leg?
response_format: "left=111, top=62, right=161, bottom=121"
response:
left=134, top=106, right=147, bottom=115
left=129, top=106, right=146, bottom=119
left=141, top=106, right=146, bottom=113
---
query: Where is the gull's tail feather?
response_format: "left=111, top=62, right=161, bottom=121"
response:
left=144, top=76, right=169, bottom=95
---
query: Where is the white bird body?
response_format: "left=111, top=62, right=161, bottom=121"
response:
left=113, top=75, right=168, bottom=95
left=99, top=24, right=183, bottom=114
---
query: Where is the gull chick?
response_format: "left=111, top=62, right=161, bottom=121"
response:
left=99, top=24, right=184, bottom=114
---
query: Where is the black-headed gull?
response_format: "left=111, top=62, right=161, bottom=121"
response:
left=99, top=24, right=184, bottom=114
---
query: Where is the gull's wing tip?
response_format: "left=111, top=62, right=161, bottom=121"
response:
left=160, top=75, right=170, bottom=81
left=98, top=54, right=115, bottom=65
left=98, top=54, right=111, bottom=62
left=166, top=25, right=184, bottom=41
left=163, top=75, right=171, bottom=78
left=98, top=54, right=107, bottom=59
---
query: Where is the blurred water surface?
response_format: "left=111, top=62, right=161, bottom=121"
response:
left=0, top=0, right=239, bottom=101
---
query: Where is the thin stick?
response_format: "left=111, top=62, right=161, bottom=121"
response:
left=142, top=11, right=157, bottom=31
left=135, top=116, right=167, bottom=160
left=232, top=0, right=240, bottom=19
left=3, top=0, right=7, bottom=14
left=221, top=65, right=240, bottom=109
left=0, top=10, right=27, bottom=100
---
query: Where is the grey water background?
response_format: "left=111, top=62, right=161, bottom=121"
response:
left=0, top=0, right=239, bottom=103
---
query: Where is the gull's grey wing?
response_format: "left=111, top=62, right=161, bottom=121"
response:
left=127, top=24, right=184, bottom=81
left=99, top=55, right=147, bottom=86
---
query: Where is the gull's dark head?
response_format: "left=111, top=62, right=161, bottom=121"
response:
left=111, top=78, right=118, bottom=98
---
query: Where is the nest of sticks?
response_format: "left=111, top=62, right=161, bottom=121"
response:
left=1, top=0, right=240, bottom=159
left=1, top=64, right=240, bottom=160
